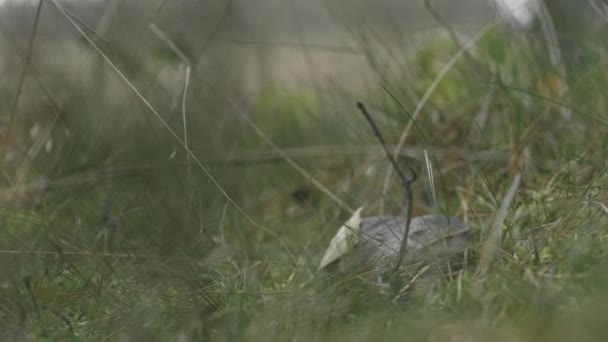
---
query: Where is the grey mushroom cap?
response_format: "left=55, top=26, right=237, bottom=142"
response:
left=325, top=214, right=472, bottom=275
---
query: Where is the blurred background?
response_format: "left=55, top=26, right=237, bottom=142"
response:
left=0, top=0, right=496, bottom=96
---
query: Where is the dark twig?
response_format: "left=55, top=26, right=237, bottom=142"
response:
left=356, top=102, right=417, bottom=272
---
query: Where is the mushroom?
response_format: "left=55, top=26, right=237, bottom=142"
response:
left=319, top=207, right=472, bottom=278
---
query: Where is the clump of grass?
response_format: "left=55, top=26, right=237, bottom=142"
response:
left=1, top=2, right=608, bottom=340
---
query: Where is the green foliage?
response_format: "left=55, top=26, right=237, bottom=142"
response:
left=249, top=85, right=322, bottom=147
left=479, top=29, right=508, bottom=65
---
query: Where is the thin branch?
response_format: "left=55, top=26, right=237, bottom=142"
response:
left=0, top=145, right=507, bottom=201
left=356, top=102, right=416, bottom=272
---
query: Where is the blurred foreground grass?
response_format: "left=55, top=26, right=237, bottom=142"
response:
left=1, top=5, right=608, bottom=342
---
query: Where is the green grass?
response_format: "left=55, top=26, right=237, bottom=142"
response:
left=2, top=9, right=608, bottom=341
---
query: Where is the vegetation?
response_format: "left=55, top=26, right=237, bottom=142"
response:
left=1, top=1, right=608, bottom=341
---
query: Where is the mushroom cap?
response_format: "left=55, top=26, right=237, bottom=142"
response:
left=320, top=213, right=471, bottom=275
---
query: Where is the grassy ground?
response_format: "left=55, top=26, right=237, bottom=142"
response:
left=2, top=4, right=608, bottom=341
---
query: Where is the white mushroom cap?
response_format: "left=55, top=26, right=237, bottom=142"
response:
left=319, top=212, right=471, bottom=274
